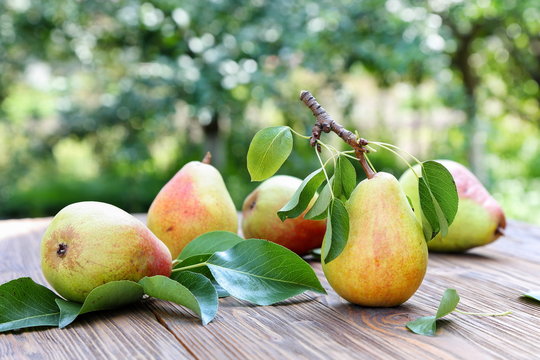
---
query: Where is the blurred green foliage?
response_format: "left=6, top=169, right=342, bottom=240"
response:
left=0, top=0, right=538, bottom=223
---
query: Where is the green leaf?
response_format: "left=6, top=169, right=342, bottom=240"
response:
left=207, top=239, right=326, bottom=305
left=406, top=288, right=460, bottom=336
left=172, top=258, right=229, bottom=298
left=435, top=288, right=460, bottom=318
left=174, top=231, right=245, bottom=298
left=57, top=280, right=144, bottom=328
left=277, top=168, right=326, bottom=221
left=177, top=231, right=244, bottom=261
left=522, top=291, right=540, bottom=302
left=140, top=274, right=217, bottom=325
left=305, top=178, right=333, bottom=220
left=331, top=156, right=357, bottom=200
left=419, top=161, right=459, bottom=240
left=322, top=199, right=350, bottom=264
left=0, top=278, right=61, bottom=332
left=247, top=126, right=293, bottom=181
left=338, top=156, right=357, bottom=198
left=406, top=316, right=437, bottom=336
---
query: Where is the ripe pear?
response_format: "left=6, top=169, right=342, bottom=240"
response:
left=242, top=175, right=326, bottom=254
left=147, top=153, right=238, bottom=258
left=322, top=172, right=427, bottom=307
left=399, top=160, right=506, bottom=252
left=41, top=201, right=172, bottom=302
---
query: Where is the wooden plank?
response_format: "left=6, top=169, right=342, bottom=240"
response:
left=0, top=220, right=194, bottom=360
left=0, top=218, right=539, bottom=359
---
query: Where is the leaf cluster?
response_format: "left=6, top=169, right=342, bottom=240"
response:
left=0, top=231, right=325, bottom=332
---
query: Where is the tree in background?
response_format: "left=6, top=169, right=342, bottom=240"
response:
left=0, top=0, right=538, bottom=222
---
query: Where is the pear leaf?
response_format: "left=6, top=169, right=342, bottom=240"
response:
left=247, top=126, right=293, bottom=181
left=172, top=254, right=230, bottom=298
left=406, top=316, right=437, bottom=336
left=337, top=156, right=356, bottom=199
left=407, top=288, right=460, bottom=336
left=57, top=280, right=144, bottom=328
left=332, top=156, right=356, bottom=200
left=522, top=292, right=540, bottom=302
left=140, top=274, right=218, bottom=325
left=206, top=239, right=326, bottom=305
left=177, top=231, right=244, bottom=261
left=418, top=161, right=459, bottom=240
left=305, top=178, right=333, bottom=220
left=322, top=198, right=350, bottom=264
left=0, top=278, right=61, bottom=333
left=277, top=168, right=326, bottom=221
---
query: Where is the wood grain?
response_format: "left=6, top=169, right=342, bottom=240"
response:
left=0, top=218, right=539, bottom=359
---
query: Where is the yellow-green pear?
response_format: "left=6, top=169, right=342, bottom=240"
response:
left=399, top=160, right=506, bottom=252
left=147, top=153, right=238, bottom=258
left=41, top=202, right=172, bottom=302
left=322, top=172, right=427, bottom=307
left=242, top=175, right=326, bottom=255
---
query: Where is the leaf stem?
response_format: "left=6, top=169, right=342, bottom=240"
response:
left=371, top=143, right=421, bottom=179
left=315, top=145, right=335, bottom=199
left=371, top=141, right=422, bottom=165
left=171, top=262, right=208, bottom=273
left=289, top=127, right=311, bottom=139
left=171, top=259, right=180, bottom=266
left=364, top=153, right=377, bottom=173
left=454, top=309, right=512, bottom=317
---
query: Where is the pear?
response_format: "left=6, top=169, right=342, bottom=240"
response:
left=41, top=201, right=172, bottom=302
left=242, top=175, right=326, bottom=254
left=147, top=153, right=238, bottom=258
left=322, top=172, right=427, bottom=307
left=399, top=160, right=506, bottom=252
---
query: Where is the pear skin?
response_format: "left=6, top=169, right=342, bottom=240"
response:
left=147, top=156, right=238, bottom=258
left=242, top=175, right=326, bottom=254
left=322, top=172, right=427, bottom=307
left=399, top=160, right=506, bottom=252
left=41, top=202, right=172, bottom=302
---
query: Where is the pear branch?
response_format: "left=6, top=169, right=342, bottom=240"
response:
left=300, top=90, right=375, bottom=179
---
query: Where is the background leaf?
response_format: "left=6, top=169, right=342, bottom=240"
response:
left=322, top=199, right=350, bottom=263
left=277, top=168, right=325, bottom=221
left=305, top=178, right=333, bottom=220
left=57, top=280, right=144, bottom=328
left=140, top=275, right=217, bottom=325
left=207, top=239, right=326, bottom=305
left=247, top=126, right=293, bottom=181
left=419, top=161, right=459, bottom=239
left=0, top=278, right=60, bottom=332
left=177, top=231, right=244, bottom=261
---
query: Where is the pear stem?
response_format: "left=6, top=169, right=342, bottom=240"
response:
left=300, top=90, right=375, bottom=179
left=202, top=152, right=212, bottom=164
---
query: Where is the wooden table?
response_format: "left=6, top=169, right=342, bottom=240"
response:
left=1, top=217, right=539, bottom=360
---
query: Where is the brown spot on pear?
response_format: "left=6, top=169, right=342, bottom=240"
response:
left=41, top=201, right=172, bottom=302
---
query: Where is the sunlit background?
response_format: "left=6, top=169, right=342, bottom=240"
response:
left=0, top=0, right=538, bottom=224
